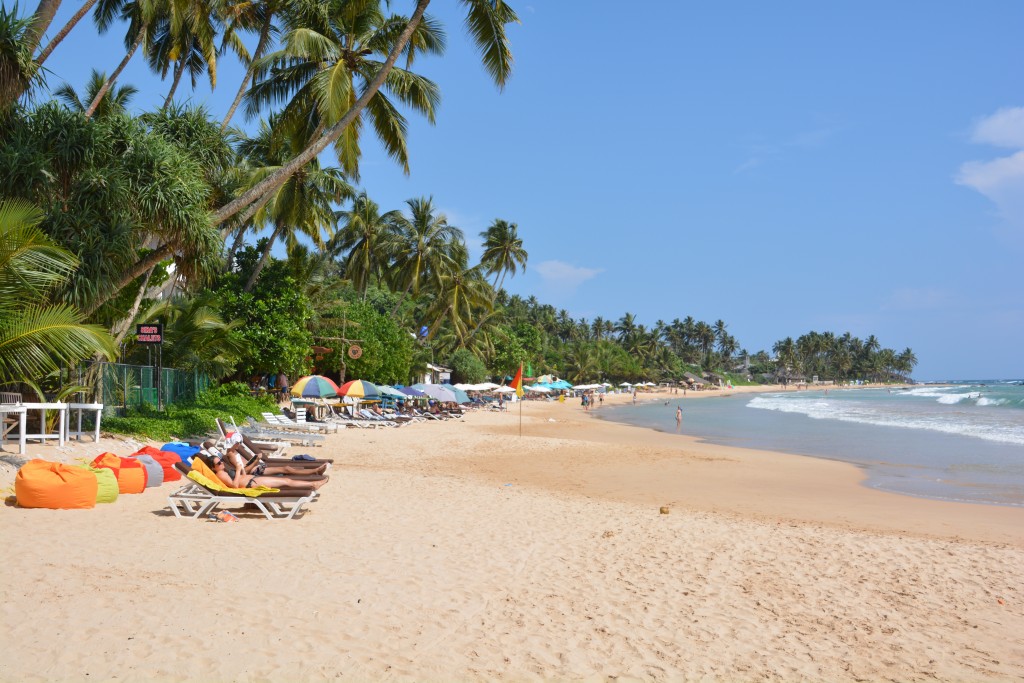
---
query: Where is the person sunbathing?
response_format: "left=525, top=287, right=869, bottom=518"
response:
left=201, top=453, right=328, bottom=491
left=201, top=440, right=327, bottom=477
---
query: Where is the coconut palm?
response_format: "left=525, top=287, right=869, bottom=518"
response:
left=85, top=0, right=162, bottom=117
left=387, top=196, right=463, bottom=315
left=213, top=0, right=519, bottom=225
left=218, top=0, right=284, bottom=129
left=146, top=0, right=221, bottom=107
left=134, top=291, right=246, bottom=378
left=237, top=116, right=353, bottom=291
left=423, top=244, right=493, bottom=346
left=244, top=0, right=444, bottom=179
left=0, top=200, right=115, bottom=384
left=333, top=190, right=404, bottom=298
left=54, top=68, right=137, bottom=116
left=479, top=218, right=527, bottom=291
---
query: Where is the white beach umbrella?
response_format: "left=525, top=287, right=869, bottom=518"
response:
left=525, top=385, right=551, bottom=393
left=620, top=381, right=633, bottom=386
left=478, top=382, right=501, bottom=390
left=493, top=386, right=517, bottom=394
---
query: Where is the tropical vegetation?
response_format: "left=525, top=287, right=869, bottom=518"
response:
left=0, top=0, right=916, bottom=419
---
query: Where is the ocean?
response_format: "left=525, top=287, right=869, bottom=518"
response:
left=598, top=381, right=1024, bottom=508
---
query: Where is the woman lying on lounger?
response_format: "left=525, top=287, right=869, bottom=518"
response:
left=202, top=453, right=328, bottom=491
left=202, top=440, right=327, bottom=477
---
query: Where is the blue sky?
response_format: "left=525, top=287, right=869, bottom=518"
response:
left=34, top=1, right=1024, bottom=379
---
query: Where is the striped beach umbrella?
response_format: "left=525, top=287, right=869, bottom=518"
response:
left=338, top=379, right=381, bottom=399
left=291, top=375, right=341, bottom=398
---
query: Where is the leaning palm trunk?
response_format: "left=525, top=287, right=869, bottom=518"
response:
left=80, top=243, right=172, bottom=317
left=220, top=13, right=272, bottom=131
left=243, top=223, right=282, bottom=292
left=108, top=267, right=155, bottom=345
left=162, top=58, right=187, bottom=108
left=34, top=0, right=99, bottom=66
left=85, top=30, right=144, bottom=118
left=226, top=225, right=248, bottom=266
left=210, top=0, right=430, bottom=226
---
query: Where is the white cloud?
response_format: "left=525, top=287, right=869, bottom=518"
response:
left=957, top=107, right=1024, bottom=230
left=970, top=106, right=1024, bottom=148
left=534, top=260, right=602, bottom=292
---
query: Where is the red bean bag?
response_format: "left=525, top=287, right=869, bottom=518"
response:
left=91, top=452, right=147, bottom=494
left=15, top=460, right=97, bottom=510
left=131, top=446, right=182, bottom=482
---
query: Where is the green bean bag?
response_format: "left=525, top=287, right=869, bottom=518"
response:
left=88, top=465, right=119, bottom=504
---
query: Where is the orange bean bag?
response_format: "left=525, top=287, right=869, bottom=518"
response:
left=131, top=446, right=182, bottom=482
left=91, top=452, right=147, bottom=494
left=15, top=460, right=97, bottom=510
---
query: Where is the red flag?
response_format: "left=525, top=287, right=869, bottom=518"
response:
left=510, top=363, right=524, bottom=398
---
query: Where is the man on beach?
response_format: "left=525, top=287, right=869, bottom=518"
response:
left=676, top=405, right=682, bottom=425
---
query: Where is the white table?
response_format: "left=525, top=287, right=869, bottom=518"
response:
left=20, top=402, right=68, bottom=447
left=0, top=405, right=27, bottom=454
left=67, top=403, right=103, bottom=442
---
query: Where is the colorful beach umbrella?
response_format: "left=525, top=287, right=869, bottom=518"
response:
left=337, top=379, right=381, bottom=399
left=291, top=375, right=340, bottom=398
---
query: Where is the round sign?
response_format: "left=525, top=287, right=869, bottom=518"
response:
left=348, top=345, right=363, bottom=359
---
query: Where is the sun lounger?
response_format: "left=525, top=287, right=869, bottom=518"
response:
left=215, top=418, right=289, bottom=455
left=357, top=409, right=402, bottom=427
left=262, top=411, right=336, bottom=434
left=246, top=417, right=326, bottom=446
left=166, top=463, right=318, bottom=520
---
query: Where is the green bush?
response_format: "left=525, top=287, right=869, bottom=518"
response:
left=102, top=383, right=279, bottom=440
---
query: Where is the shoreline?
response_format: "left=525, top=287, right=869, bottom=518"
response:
left=453, top=387, right=1024, bottom=546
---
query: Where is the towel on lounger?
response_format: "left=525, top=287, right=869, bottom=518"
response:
left=188, top=458, right=278, bottom=497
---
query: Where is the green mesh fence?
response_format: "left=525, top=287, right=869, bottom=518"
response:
left=82, top=362, right=211, bottom=412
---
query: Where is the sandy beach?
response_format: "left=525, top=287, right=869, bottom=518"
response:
left=2, top=388, right=1022, bottom=681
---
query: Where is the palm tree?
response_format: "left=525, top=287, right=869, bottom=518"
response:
left=218, top=0, right=283, bottom=130
left=85, top=0, right=159, bottom=117
left=773, top=337, right=797, bottom=382
left=479, top=218, right=527, bottom=291
left=237, top=117, right=353, bottom=292
left=333, top=191, right=404, bottom=298
left=135, top=291, right=246, bottom=378
left=615, top=312, right=638, bottom=342
left=212, top=0, right=518, bottom=225
left=387, top=196, right=463, bottom=316
left=54, top=68, right=137, bottom=116
left=694, top=321, right=715, bottom=366
left=146, top=0, right=221, bottom=108
left=423, top=247, right=492, bottom=347
left=0, top=200, right=115, bottom=384
left=244, top=0, right=444, bottom=179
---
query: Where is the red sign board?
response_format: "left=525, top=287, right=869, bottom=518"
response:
left=136, top=324, right=163, bottom=344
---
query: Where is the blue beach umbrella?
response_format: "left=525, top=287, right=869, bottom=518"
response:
left=441, top=384, right=471, bottom=404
